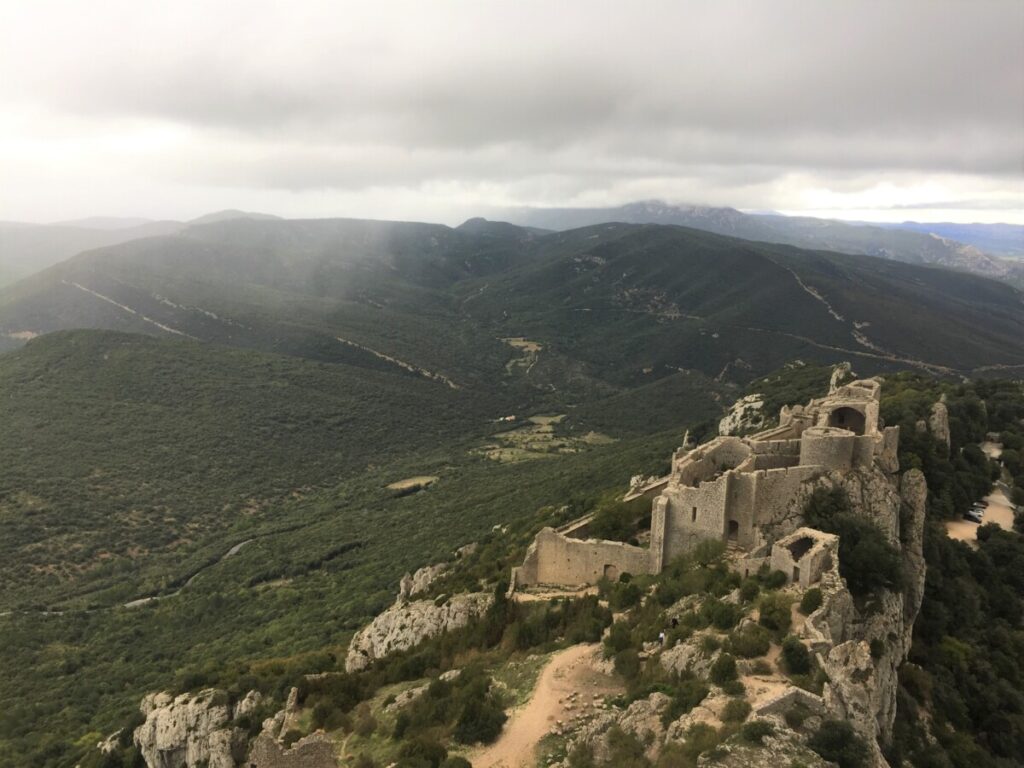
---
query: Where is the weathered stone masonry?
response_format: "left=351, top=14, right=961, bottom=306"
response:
left=513, top=378, right=899, bottom=589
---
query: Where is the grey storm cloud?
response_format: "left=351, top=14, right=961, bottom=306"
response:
left=0, top=0, right=1021, bottom=221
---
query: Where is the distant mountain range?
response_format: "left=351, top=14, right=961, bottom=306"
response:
left=1, top=215, right=1021, bottom=382
left=502, top=201, right=1024, bottom=285
left=872, top=220, right=1024, bottom=258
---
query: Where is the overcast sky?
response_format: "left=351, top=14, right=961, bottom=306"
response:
left=1, top=0, right=1021, bottom=225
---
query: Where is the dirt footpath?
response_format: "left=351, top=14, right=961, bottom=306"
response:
left=469, top=643, right=621, bottom=768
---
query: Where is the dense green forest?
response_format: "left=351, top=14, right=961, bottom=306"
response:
left=879, top=376, right=1024, bottom=767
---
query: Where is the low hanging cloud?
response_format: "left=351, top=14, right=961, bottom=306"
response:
left=0, top=0, right=1021, bottom=222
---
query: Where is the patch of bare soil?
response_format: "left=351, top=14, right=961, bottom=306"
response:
left=945, top=488, right=1018, bottom=546
left=469, top=644, right=622, bottom=768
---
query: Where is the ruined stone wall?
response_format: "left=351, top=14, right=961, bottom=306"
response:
left=750, top=454, right=800, bottom=471
left=248, top=733, right=338, bottom=768
left=747, top=465, right=821, bottom=542
left=749, top=438, right=802, bottom=456
left=659, top=475, right=732, bottom=563
left=674, top=437, right=751, bottom=483
left=769, top=528, right=838, bottom=589
left=799, top=426, right=856, bottom=470
left=516, top=527, right=652, bottom=586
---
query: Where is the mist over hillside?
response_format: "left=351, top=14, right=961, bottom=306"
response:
left=1, top=217, right=1022, bottom=383
left=0, top=210, right=280, bottom=288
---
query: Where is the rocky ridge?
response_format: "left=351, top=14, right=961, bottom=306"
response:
left=345, top=591, right=493, bottom=672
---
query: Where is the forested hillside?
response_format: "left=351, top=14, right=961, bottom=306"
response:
left=2, top=218, right=1023, bottom=380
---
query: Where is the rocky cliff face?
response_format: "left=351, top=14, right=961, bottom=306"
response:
left=785, top=466, right=927, bottom=767
left=345, top=591, right=493, bottom=672
left=133, top=689, right=254, bottom=768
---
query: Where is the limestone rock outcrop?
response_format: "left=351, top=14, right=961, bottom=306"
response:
left=398, top=562, right=449, bottom=601
left=572, top=692, right=670, bottom=762
left=696, top=729, right=830, bottom=767
left=134, top=689, right=248, bottom=768
left=718, top=394, right=766, bottom=436
left=928, top=400, right=951, bottom=452
left=660, top=630, right=721, bottom=680
left=344, top=592, right=492, bottom=672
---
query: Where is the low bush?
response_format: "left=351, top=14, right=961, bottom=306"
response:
left=808, top=719, right=870, bottom=768
left=709, top=653, right=738, bottom=685
left=728, top=625, right=772, bottom=658
left=662, top=677, right=710, bottom=725
left=781, top=637, right=812, bottom=675
left=739, top=578, right=760, bottom=602
left=798, top=587, right=823, bottom=615
left=740, top=720, right=774, bottom=745
left=722, top=698, right=751, bottom=722
left=758, top=593, right=792, bottom=634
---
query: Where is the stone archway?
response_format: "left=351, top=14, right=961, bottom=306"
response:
left=727, top=520, right=739, bottom=542
left=827, top=406, right=866, bottom=435
left=603, top=564, right=619, bottom=581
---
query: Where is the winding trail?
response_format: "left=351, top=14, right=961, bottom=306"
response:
left=63, top=280, right=196, bottom=339
left=335, top=336, right=459, bottom=388
left=469, top=643, right=621, bottom=768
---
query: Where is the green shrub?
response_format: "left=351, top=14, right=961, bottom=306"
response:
left=614, top=649, right=641, bottom=681
left=781, top=637, right=812, bottom=676
left=753, top=562, right=786, bottom=589
left=808, top=719, right=870, bottom=768
left=701, top=598, right=742, bottom=630
left=453, top=694, right=506, bottom=744
left=758, top=593, right=792, bottom=634
left=722, top=698, right=751, bottom=722
left=692, top=539, right=726, bottom=566
left=398, top=737, right=448, bottom=767
left=721, top=679, right=745, bottom=696
left=798, top=588, right=823, bottom=615
left=728, top=625, right=772, bottom=658
left=440, top=759, right=473, bottom=768
left=699, top=635, right=721, bottom=654
left=740, top=720, right=774, bottom=745
left=663, top=678, right=710, bottom=724
left=608, top=580, right=643, bottom=611
left=604, top=725, right=648, bottom=764
left=739, top=579, right=760, bottom=602
left=710, top=653, right=738, bottom=685
left=604, top=621, right=633, bottom=656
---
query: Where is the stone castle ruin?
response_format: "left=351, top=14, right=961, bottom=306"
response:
left=513, top=378, right=899, bottom=591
